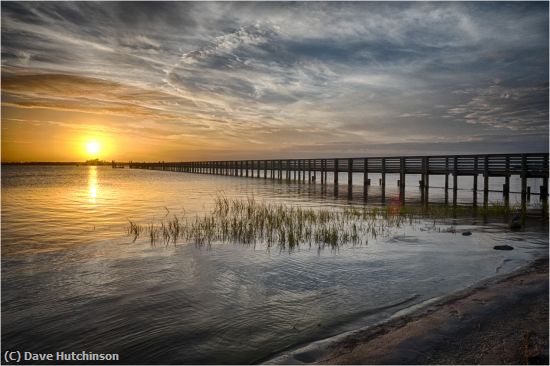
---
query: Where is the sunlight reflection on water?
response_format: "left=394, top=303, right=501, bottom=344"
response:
left=1, top=165, right=548, bottom=364
left=88, top=166, right=98, bottom=203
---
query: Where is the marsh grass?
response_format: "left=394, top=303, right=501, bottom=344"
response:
left=126, top=195, right=526, bottom=249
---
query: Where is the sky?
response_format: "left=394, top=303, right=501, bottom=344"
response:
left=1, top=1, right=548, bottom=162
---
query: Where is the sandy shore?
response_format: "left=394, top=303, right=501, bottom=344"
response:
left=267, top=257, right=548, bottom=365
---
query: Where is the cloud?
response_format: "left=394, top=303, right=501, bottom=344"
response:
left=447, top=83, right=549, bottom=131
left=1, top=1, right=548, bottom=160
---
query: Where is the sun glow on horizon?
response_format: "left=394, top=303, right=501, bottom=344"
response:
left=85, top=141, right=101, bottom=157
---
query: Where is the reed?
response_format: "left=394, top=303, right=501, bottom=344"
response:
left=126, top=195, right=528, bottom=250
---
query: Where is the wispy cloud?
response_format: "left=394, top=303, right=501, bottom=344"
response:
left=1, top=1, right=548, bottom=160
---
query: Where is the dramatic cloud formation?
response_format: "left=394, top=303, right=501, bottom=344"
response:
left=1, top=1, right=548, bottom=161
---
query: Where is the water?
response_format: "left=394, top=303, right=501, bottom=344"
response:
left=2, top=166, right=547, bottom=364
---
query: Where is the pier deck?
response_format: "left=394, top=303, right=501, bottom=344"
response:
left=125, top=153, right=548, bottom=209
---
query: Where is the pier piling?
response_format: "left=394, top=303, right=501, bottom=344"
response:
left=129, top=153, right=548, bottom=210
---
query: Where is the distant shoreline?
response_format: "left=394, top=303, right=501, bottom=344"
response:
left=1, top=161, right=112, bottom=166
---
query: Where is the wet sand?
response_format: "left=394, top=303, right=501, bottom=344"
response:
left=268, top=257, right=548, bottom=365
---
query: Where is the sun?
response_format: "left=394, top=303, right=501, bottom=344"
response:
left=86, top=141, right=101, bottom=156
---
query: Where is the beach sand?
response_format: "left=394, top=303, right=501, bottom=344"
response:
left=268, top=257, right=548, bottom=365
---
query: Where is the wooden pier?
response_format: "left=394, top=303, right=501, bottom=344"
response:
left=125, top=153, right=548, bottom=208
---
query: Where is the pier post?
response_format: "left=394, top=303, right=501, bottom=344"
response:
left=348, top=158, right=353, bottom=199
left=381, top=158, right=386, bottom=203
left=521, top=154, right=527, bottom=213
left=483, top=155, right=489, bottom=208
left=444, top=158, right=449, bottom=203
left=473, top=157, right=478, bottom=206
left=504, top=157, right=510, bottom=206
left=423, top=157, right=429, bottom=204
left=399, top=157, right=405, bottom=203
left=286, top=160, right=290, bottom=181
left=542, top=155, right=548, bottom=214
left=453, top=156, right=458, bottom=206
left=420, top=161, right=426, bottom=202
left=321, top=159, right=325, bottom=184
left=334, top=159, right=339, bottom=194
left=308, top=160, right=312, bottom=183
left=363, top=158, right=369, bottom=201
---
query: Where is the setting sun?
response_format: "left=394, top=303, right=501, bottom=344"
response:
left=86, top=141, right=101, bottom=156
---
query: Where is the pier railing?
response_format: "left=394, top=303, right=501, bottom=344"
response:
left=125, top=153, right=548, bottom=208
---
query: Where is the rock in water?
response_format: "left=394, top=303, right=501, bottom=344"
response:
left=494, top=245, right=514, bottom=251
left=509, top=221, right=522, bottom=231
left=462, top=231, right=472, bottom=236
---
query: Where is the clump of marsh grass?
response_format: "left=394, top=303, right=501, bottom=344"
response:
left=127, top=220, right=142, bottom=242
left=126, top=195, right=527, bottom=250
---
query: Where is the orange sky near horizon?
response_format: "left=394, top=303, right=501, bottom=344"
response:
left=1, top=2, right=548, bottom=163
left=1, top=100, right=244, bottom=163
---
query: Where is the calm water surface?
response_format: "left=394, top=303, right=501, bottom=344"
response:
left=2, top=166, right=547, bottom=364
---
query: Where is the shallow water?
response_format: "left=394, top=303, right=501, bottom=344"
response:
left=2, top=165, right=547, bottom=364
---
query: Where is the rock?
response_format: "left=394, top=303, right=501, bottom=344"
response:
left=509, top=221, right=522, bottom=231
left=462, top=231, right=472, bottom=236
left=494, top=245, right=514, bottom=251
